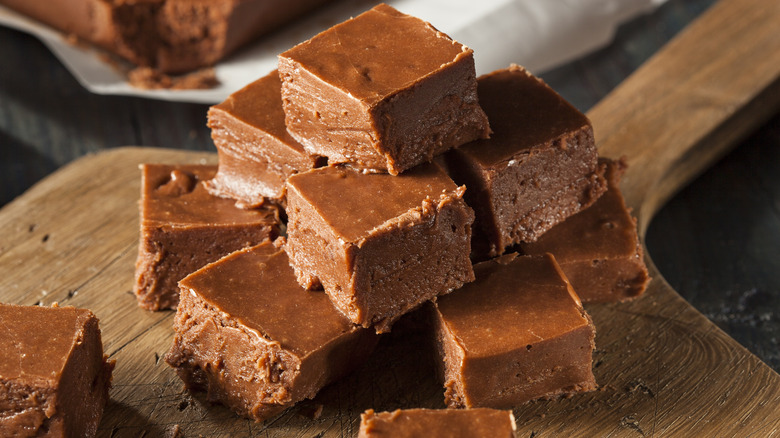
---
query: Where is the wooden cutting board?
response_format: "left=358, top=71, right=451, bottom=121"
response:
left=2, top=0, right=779, bottom=436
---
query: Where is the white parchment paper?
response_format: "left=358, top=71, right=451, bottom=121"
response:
left=0, top=0, right=666, bottom=104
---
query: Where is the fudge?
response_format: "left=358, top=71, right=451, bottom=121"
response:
left=278, top=3, right=490, bottom=175
left=430, top=253, right=596, bottom=409
left=358, top=408, right=517, bottom=438
left=0, top=0, right=329, bottom=74
left=285, top=163, right=475, bottom=332
left=165, top=240, right=378, bottom=422
left=0, top=304, right=114, bottom=438
left=133, top=163, right=279, bottom=311
left=521, top=159, right=650, bottom=303
left=441, top=65, right=606, bottom=258
left=206, top=70, right=324, bottom=208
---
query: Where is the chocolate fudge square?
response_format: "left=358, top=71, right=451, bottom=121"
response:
left=134, top=164, right=279, bottom=311
left=206, top=70, right=324, bottom=208
left=165, top=240, right=378, bottom=422
left=358, top=408, right=517, bottom=438
left=278, top=3, right=490, bottom=175
left=430, top=253, right=596, bottom=408
left=0, top=304, right=114, bottom=438
left=521, top=159, right=650, bottom=303
left=442, top=65, right=606, bottom=258
left=285, top=163, right=475, bottom=333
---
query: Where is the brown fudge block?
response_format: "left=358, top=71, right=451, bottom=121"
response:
left=133, top=163, right=279, bottom=311
left=0, top=304, right=114, bottom=438
left=521, top=159, right=650, bottom=303
left=278, top=3, right=490, bottom=175
left=430, top=253, right=596, bottom=409
left=206, top=70, right=324, bottom=208
left=0, top=0, right=330, bottom=74
left=165, top=240, right=378, bottom=422
left=358, top=408, right=517, bottom=438
left=285, top=163, right=475, bottom=332
left=441, top=65, right=607, bottom=258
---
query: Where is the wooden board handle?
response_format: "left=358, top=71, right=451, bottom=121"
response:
left=573, top=4, right=780, bottom=434
left=587, top=0, right=780, bottom=234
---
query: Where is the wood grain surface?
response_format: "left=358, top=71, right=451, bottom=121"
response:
left=1, top=0, right=779, bottom=436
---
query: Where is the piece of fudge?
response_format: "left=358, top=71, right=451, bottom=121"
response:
left=441, top=65, right=607, bottom=258
left=0, top=0, right=330, bottom=74
left=0, top=304, right=114, bottom=438
left=165, top=240, right=378, bottom=422
left=521, top=159, right=650, bottom=303
left=205, top=70, right=324, bottom=208
left=358, top=408, right=517, bottom=438
left=430, top=253, right=596, bottom=409
left=133, top=163, right=279, bottom=311
left=285, top=163, right=475, bottom=332
left=278, top=3, right=490, bottom=175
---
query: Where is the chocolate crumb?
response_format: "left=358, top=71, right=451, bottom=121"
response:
left=619, top=414, right=645, bottom=436
left=165, top=424, right=183, bottom=438
left=128, top=67, right=219, bottom=90
left=625, top=378, right=655, bottom=397
left=598, top=384, right=615, bottom=392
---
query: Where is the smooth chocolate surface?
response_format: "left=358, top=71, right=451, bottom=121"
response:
left=0, top=304, right=113, bottom=438
left=521, top=159, right=650, bottom=303
left=165, top=240, right=378, bottom=422
left=206, top=70, right=323, bottom=207
left=279, top=3, right=490, bottom=175
left=0, top=0, right=329, bottom=73
left=431, top=253, right=596, bottom=409
left=358, top=408, right=517, bottom=438
left=285, top=163, right=475, bottom=332
left=442, top=65, right=606, bottom=258
left=134, top=163, right=279, bottom=311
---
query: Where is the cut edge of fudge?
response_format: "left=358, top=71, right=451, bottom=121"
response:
left=0, top=304, right=114, bottom=438
left=205, top=70, right=325, bottom=209
left=457, top=162, right=607, bottom=261
left=442, top=64, right=606, bottom=259
left=521, top=158, right=650, bottom=302
left=431, top=253, right=597, bottom=409
left=133, top=163, right=280, bottom=311
left=358, top=408, right=517, bottom=438
left=284, top=164, right=475, bottom=333
left=510, top=162, right=608, bottom=244
left=165, top=239, right=378, bottom=422
left=278, top=3, right=490, bottom=175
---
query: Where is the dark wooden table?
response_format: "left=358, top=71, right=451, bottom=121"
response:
left=1, top=0, right=778, bottom=377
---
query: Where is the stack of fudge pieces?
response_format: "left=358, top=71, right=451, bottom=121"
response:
left=131, top=3, right=650, bottom=429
